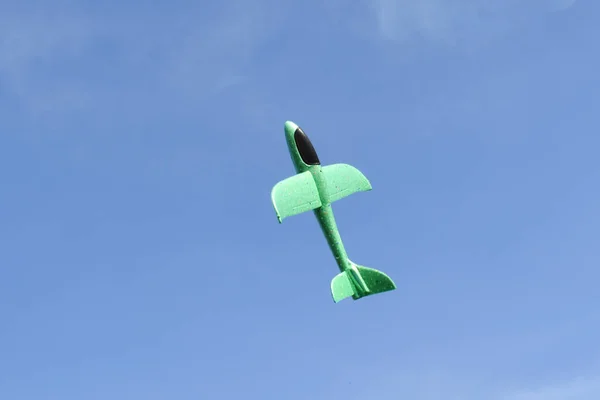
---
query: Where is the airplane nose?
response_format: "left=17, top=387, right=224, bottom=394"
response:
left=284, top=120, right=298, bottom=135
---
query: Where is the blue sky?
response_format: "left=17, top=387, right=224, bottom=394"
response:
left=1, top=0, right=599, bottom=399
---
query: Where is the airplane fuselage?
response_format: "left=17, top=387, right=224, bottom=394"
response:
left=273, top=120, right=396, bottom=302
left=284, top=121, right=350, bottom=273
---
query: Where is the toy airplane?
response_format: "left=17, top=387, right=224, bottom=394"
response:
left=270, top=121, right=396, bottom=303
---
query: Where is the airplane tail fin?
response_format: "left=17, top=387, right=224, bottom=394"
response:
left=330, top=260, right=396, bottom=303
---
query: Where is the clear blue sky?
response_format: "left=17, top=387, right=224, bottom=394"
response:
left=1, top=1, right=599, bottom=399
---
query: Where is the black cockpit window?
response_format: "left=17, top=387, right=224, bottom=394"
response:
left=294, top=128, right=320, bottom=165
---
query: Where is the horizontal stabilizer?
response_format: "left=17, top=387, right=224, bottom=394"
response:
left=330, top=261, right=396, bottom=303
left=331, top=271, right=356, bottom=303
left=353, top=264, right=396, bottom=296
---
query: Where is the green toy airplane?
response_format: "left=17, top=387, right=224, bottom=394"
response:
left=271, top=121, right=396, bottom=303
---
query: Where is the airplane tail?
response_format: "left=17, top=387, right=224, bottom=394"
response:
left=330, top=260, right=396, bottom=303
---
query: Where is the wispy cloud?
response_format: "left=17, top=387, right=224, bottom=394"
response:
left=163, top=1, right=281, bottom=98
left=0, top=11, right=96, bottom=112
left=320, top=367, right=600, bottom=400
left=0, top=0, right=580, bottom=124
left=0, top=1, right=280, bottom=115
left=551, top=0, right=577, bottom=12
left=328, top=0, right=577, bottom=47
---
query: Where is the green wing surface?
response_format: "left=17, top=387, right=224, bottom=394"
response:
left=322, top=163, right=372, bottom=204
left=271, top=171, right=322, bottom=223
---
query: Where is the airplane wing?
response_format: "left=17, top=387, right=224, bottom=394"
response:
left=271, top=171, right=322, bottom=223
left=321, top=163, right=372, bottom=203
